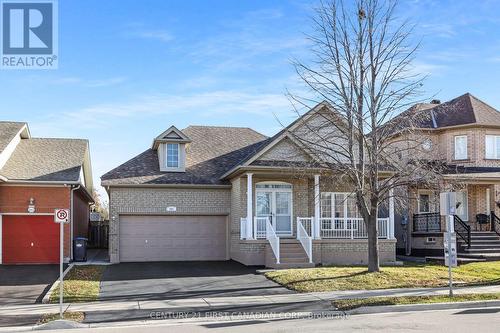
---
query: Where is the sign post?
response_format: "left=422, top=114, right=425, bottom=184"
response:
left=440, top=193, right=457, bottom=297
left=54, top=209, right=69, bottom=319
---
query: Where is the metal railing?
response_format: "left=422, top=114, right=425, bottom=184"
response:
left=491, top=211, right=500, bottom=237
left=413, top=212, right=441, bottom=232
left=296, top=218, right=313, bottom=263
left=265, top=218, right=280, bottom=264
left=319, top=217, right=389, bottom=239
left=454, top=215, right=471, bottom=249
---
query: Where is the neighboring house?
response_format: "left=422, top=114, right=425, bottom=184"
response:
left=391, top=93, right=500, bottom=260
left=102, top=104, right=397, bottom=267
left=0, top=121, right=94, bottom=264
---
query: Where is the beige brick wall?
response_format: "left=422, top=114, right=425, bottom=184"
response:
left=108, top=186, right=231, bottom=263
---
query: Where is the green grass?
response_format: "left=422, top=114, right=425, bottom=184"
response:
left=50, top=265, right=105, bottom=303
left=37, top=311, right=85, bottom=324
left=265, top=261, right=500, bottom=292
left=333, top=293, right=500, bottom=311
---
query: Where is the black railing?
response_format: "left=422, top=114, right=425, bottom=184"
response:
left=454, top=215, right=471, bottom=249
left=413, top=212, right=441, bottom=232
left=491, top=211, right=500, bottom=237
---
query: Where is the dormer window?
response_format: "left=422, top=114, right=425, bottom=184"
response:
left=152, top=125, right=191, bottom=172
left=166, top=143, right=179, bottom=168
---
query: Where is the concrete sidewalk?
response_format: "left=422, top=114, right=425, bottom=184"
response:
left=0, top=284, right=499, bottom=317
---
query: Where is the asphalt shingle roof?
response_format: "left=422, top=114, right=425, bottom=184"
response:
left=0, top=138, right=88, bottom=182
left=101, top=126, right=268, bottom=185
left=0, top=121, right=25, bottom=154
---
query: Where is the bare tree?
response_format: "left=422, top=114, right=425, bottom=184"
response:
left=288, top=0, right=443, bottom=272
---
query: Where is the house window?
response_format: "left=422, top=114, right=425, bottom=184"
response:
left=485, top=135, right=500, bottom=159
left=320, top=192, right=360, bottom=229
left=166, top=143, right=179, bottom=168
left=418, top=192, right=431, bottom=213
left=454, top=136, right=467, bottom=160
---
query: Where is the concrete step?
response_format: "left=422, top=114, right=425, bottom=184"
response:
left=457, top=252, right=500, bottom=260
left=462, top=248, right=500, bottom=253
left=279, top=257, right=312, bottom=264
left=468, top=243, right=500, bottom=248
left=269, top=262, right=315, bottom=269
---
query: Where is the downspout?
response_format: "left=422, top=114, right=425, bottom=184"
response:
left=70, top=185, right=81, bottom=261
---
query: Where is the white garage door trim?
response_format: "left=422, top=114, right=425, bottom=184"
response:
left=119, top=215, right=228, bottom=262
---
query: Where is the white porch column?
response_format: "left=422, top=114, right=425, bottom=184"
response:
left=246, top=173, right=254, bottom=240
left=389, top=188, right=395, bottom=239
left=486, top=188, right=491, bottom=214
left=314, top=174, right=321, bottom=239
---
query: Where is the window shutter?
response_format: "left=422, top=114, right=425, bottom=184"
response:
left=486, top=135, right=495, bottom=159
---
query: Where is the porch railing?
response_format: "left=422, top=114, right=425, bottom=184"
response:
left=253, top=217, right=268, bottom=239
left=296, top=218, right=313, bottom=263
left=454, top=214, right=471, bottom=249
left=413, top=212, right=441, bottom=232
left=265, top=218, right=280, bottom=264
left=491, top=211, right=500, bottom=237
left=297, top=217, right=313, bottom=236
left=319, top=217, right=389, bottom=239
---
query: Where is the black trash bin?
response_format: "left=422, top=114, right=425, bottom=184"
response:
left=73, top=237, right=88, bottom=262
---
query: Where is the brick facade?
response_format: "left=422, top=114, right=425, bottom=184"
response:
left=0, top=185, right=89, bottom=260
left=108, top=186, right=231, bottom=263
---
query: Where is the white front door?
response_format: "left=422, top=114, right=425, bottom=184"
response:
left=256, top=183, right=293, bottom=236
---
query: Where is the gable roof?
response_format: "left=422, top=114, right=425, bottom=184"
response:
left=0, top=138, right=89, bottom=183
left=152, top=125, right=192, bottom=149
left=393, top=93, right=500, bottom=130
left=101, top=126, right=268, bottom=186
left=0, top=121, right=28, bottom=154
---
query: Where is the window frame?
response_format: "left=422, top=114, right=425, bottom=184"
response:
left=485, top=135, right=500, bottom=159
left=166, top=143, right=180, bottom=168
left=417, top=190, right=432, bottom=213
left=454, top=135, right=468, bottom=160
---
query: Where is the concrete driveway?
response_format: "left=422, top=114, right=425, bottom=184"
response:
left=99, top=261, right=293, bottom=301
left=0, top=265, right=59, bottom=305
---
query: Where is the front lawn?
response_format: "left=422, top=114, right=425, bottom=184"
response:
left=50, top=265, right=105, bottom=303
left=265, top=261, right=500, bottom=292
left=333, top=293, right=500, bottom=311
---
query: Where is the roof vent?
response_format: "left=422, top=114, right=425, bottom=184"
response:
left=430, top=99, right=441, bottom=104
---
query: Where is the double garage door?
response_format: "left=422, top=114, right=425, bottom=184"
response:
left=119, top=215, right=228, bottom=262
left=2, top=215, right=59, bottom=264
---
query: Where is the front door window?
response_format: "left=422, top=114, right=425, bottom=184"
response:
left=256, top=183, right=293, bottom=236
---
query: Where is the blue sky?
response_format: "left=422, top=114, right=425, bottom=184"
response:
left=2, top=0, right=500, bottom=200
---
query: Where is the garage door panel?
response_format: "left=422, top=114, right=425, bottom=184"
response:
left=2, top=215, right=59, bottom=264
left=119, top=215, right=227, bottom=262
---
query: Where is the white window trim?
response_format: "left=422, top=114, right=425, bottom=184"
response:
left=455, top=190, right=469, bottom=222
left=417, top=190, right=432, bottom=214
left=320, top=192, right=359, bottom=219
left=454, top=135, right=468, bottom=160
left=485, top=135, right=500, bottom=159
left=255, top=181, right=293, bottom=237
left=166, top=143, right=180, bottom=169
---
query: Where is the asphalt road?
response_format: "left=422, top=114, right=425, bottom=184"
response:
left=36, top=307, right=500, bottom=333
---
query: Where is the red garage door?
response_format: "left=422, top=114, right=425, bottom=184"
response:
left=2, top=215, right=59, bottom=264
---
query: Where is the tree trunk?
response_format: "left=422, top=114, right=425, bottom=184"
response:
left=367, top=214, right=380, bottom=272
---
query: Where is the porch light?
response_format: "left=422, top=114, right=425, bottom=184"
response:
left=27, top=197, right=36, bottom=213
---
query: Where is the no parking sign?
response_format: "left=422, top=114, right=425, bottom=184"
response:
left=54, top=209, right=69, bottom=223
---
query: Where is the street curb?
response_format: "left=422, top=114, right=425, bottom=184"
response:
left=41, top=263, right=74, bottom=304
left=346, top=299, right=500, bottom=315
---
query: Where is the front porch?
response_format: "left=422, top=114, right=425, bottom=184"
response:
left=409, top=183, right=500, bottom=259
left=231, top=172, right=396, bottom=268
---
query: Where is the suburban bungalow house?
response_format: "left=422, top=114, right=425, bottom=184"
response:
left=102, top=103, right=397, bottom=267
left=0, top=121, right=94, bottom=264
left=391, top=93, right=500, bottom=260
